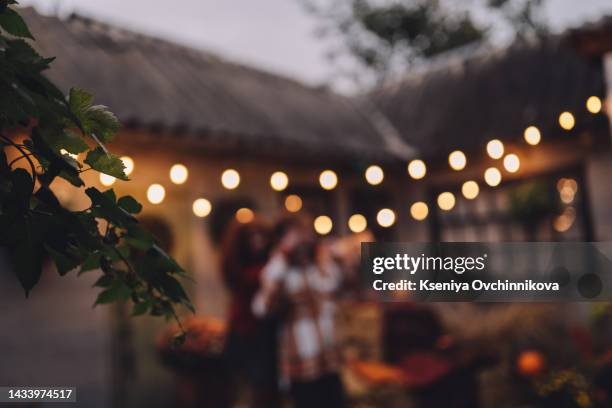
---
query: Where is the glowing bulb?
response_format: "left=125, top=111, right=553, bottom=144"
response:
left=407, top=159, right=426, bottom=180
left=484, top=167, right=502, bottom=187
left=376, top=208, right=396, bottom=228
left=524, top=126, right=541, bottom=145
left=270, top=171, right=289, bottom=191
left=348, top=214, right=367, bottom=233
left=448, top=150, right=466, bottom=171
left=410, top=202, right=429, bottom=221
left=586, top=96, right=602, bottom=114
left=169, top=164, right=188, bottom=184
left=437, top=192, right=456, bottom=211
left=503, top=154, right=520, bottom=173
left=461, top=180, right=479, bottom=200
left=236, top=208, right=254, bottom=224
left=99, top=173, right=116, bottom=186
left=314, top=215, right=333, bottom=235
left=192, top=198, right=212, bottom=218
left=559, top=111, right=575, bottom=130
left=365, top=165, right=384, bottom=185
left=120, top=156, right=134, bottom=176
left=284, top=194, right=302, bottom=212
left=147, top=184, right=165, bottom=204
left=221, top=169, right=240, bottom=190
left=319, top=170, right=338, bottom=190
left=486, top=139, right=504, bottom=159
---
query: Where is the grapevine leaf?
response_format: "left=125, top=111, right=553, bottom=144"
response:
left=0, top=8, right=33, bottom=39
left=84, top=147, right=128, bottom=180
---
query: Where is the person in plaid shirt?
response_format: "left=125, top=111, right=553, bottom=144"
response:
left=252, top=216, right=346, bottom=408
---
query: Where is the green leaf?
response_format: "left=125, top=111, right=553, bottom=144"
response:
left=94, top=280, right=130, bottom=305
left=85, top=187, right=136, bottom=227
left=124, top=225, right=155, bottom=251
left=80, top=252, right=102, bottom=273
left=68, top=89, right=120, bottom=143
left=118, top=195, right=142, bottom=214
left=68, top=88, right=94, bottom=118
left=83, top=105, right=121, bottom=143
left=8, top=218, right=44, bottom=296
left=132, top=299, right=151, bottom=316
left=42, top=129, right=89, bottom=155
left=45, top=244, right=79, bottom=276
left=0, top=8, right=33, bottom=39
left=93, top=274, right=114, bottom=288
left=85, top=147, right=127, bottom=180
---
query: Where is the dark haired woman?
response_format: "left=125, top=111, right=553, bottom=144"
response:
left=220, top=219, right=280, bottom=408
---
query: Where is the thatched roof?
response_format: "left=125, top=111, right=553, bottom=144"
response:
left=21, top=8, right=408, bottom=163
left=370, top=36, right=608, bottom=159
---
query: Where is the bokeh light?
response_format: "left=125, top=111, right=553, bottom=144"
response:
left=448, top=150, right=467, bottom=171
left=147, top=184, right=165, bottom=204
left=170, top=164, right=188, bottom=184
left=270, top=171, right=289, bottom=191
left=319, top=170, right=338, bottom=190
left=221, top=169, right=240, bottom=190
left=486, top=139, right=504, bottom=159
left=192, top=198, right=212, bottom=217
left=348, top=214, right=367, bottom=233
left=558, top=111, right=575, bottom=130
left=284, top=194, right=302, bottom=212
left=410, top=202, right=429, bottom=221
left=461, top=180, right=479, bottom=200
left=376, top=208, right=396, bottom=228
left=365, top=165, right=384, bottom=185
left=407, top=159, right=426, bottom=180
left=484, top=167, right=502, bottom=187
left=314, top=215, right=333, bottom=235
left=437, top=192, right=456, bottom=211
left=236, top=208, right=254, bottom=224
left=503, top=154, right=520, bottom=173
left=524, top=126, right=541, bottom=146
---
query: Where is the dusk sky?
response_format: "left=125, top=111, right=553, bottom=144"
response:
left=21, top=0, right=612, bottom=92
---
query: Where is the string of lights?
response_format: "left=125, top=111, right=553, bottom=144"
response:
left=88, top=95, right=605, bottom=235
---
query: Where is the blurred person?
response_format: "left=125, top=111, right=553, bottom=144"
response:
left=220, top=219, right=281, bottom=408
left=252, top=216, right=346, bottom=408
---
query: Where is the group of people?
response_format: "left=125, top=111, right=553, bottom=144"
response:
left=220, top=215, right=357, bottom=408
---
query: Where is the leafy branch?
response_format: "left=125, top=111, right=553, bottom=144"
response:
left=0, top=1, right=193, bottom=336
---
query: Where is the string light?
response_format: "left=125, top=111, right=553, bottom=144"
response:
left=484, top=167, right=502, bottom=187
left=586, top=96, right=602, bottom=114
left=437, top=192, right=456, bottom=211
left=558, top=112, right=575, bottom=130
left=448, top=150, right=466, bottom=171
left=319, top=170, right=338, bottom=190
left=120, top=156, right=134, bottom=176
left=192, top=198, right=212, bottom=217
left=236, top=208, right=254, bottom=224
left=376, top=208, right=396, bottom=228
left=270, top=171, right=289, bottom=191
left=461, top=180, right=479, bottom=200
left=221, top=169, right=240, bottom=190
left=170, top=164, right=188, bottom=184
left=284, top=194, right=302, bottom=212
left=348, top=214, right=367, bottom=233
left=147, top=184, right=165, bottom=204
left=99, top=173, right=116, bottom=186
left=365, top=165, right=384, bottom=185
left=314, top=215, right=333, bottom=235
left=407, top=159, right=426, bottom=180
left=503, top=154, right=520, bottom=173
left=486, top=139, right=504, bottom=159
left=410, top=202, right=429, bottom=221
left=524, top=126, right=541, bottom=145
